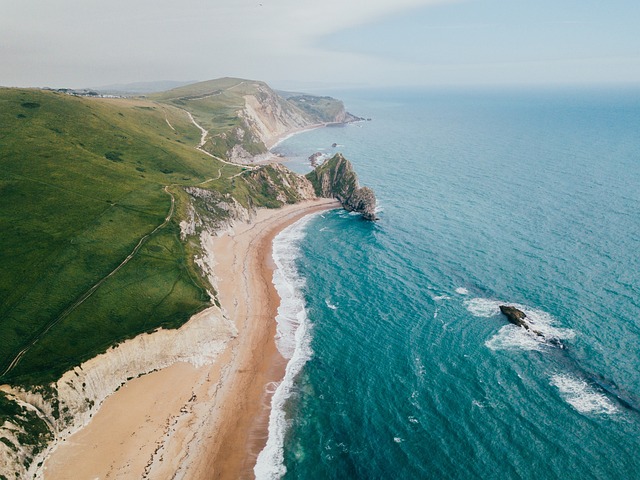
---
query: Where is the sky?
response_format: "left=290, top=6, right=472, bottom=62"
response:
left=1, top=0, right=639, bottom=89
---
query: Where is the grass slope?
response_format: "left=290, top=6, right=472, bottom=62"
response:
left=151, top=78, right=266, bottom=158
left=0, top=88, right=243, bottom=385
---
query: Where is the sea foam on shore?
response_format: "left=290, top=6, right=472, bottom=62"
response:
left=254, top=213, right=320, bottom=479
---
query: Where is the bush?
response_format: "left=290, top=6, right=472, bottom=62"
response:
left=105, top=151, right=123, bottom=162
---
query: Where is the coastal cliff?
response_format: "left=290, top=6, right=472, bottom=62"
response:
left=0, top=307, right=234, bottom=479
left=0, top=80, right=373, bottom=479
left=0, top=160, right=372, bottom=479
left=152, top=78, right=359, bottom=163
left=306, top=154, right=378, bottom=220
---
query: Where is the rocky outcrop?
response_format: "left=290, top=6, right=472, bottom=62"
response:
left=285, top=94, right=362, bottom=124
left=308, top=152, right=324, bottom=167
left=499, top=305, right=564, bottom=349
left=499, top=305, right=529, bottom=329
left=344, top=187, right=377, bottom=219
left=306, top=154, right=377, bottom=221
left=242, top=163, right=316, bottom=206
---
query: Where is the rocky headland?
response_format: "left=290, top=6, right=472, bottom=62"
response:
left=306, top=153, right=378, bottom=221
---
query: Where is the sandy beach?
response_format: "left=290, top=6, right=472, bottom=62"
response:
left=43, top=198, right=339, bottom=480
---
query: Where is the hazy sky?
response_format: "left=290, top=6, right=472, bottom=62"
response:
left=2, top=0, right=639, bottom=89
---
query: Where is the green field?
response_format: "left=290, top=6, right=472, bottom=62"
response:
left=0, top=88, right=246, bottom=385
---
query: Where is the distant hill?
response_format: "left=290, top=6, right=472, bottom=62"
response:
left=92, top=80, right=198, bottom=95
left=151, top=77, right=359, bottom=162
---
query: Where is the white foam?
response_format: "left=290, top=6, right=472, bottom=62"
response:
left=325, top=299, right=338, bottom=310
left=464, top=297, right=501, bottom=317
left=254, top=213, right=321, bottom=480
left=550, top=374, right=618, bottom=415
left=455, top=287, right=469, bottom=295
left=472, top=399, right=486, bottom=408
left=432, top=295, right=451, bottom=301
left=485, top=325, right=545, bottom=351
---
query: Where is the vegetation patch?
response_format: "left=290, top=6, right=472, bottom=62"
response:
left=104, top=150, right=123, bottom=162
left=0, top=88, right=239, bottom=387
left=0, top=391, right=52, bottom=459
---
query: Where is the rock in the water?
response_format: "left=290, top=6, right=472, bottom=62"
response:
left=308, top=152, right=324, bottom=167
left=499, top=305, right=527, bottom=326
left=499, top=305, right=546, bottom=338
left=343, top=186, right=377, bottom=221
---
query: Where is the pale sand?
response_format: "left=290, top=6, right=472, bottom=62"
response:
left=265, top=123, right=326, bottom=150
left=43, top=198, right=340, bottom=480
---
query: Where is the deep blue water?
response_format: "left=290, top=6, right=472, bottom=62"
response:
left=260, top=87, right=640, bottom=479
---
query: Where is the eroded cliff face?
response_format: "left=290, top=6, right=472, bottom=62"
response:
left=240, top=87, right=312, bottom=149
left=242, top=163, right=316, bottom=206
left=306, top=154, right=378, bottom=221
left=226, top=84, right=360, bottom=162
left=0, top=306, right=235, bottom=479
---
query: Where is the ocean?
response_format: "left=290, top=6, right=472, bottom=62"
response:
left=255, top=87, right=640, bottom=479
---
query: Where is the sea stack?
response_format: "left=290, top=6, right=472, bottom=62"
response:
left=499, top=305, right=528, bottom=328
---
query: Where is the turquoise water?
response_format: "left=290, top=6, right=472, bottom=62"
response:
left=260, top=88, right=640, bottom=479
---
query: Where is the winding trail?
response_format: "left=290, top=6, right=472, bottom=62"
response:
left=196, top=168, right=222, bottom=186
left=184, top=111, right=256, bottom=171
left=1, top=187, right=177, bottom=377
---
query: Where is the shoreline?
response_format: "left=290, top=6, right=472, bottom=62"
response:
left=255, top=120, right=355, bottom=166
left=192, top=199, right=340, bottom=478
left=265, top=123, right=327, bottom=150
left=42, top=198, right=340, bottom=479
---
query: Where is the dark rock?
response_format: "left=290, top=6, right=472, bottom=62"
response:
left=499, top=305, right=545, bottom=338
left=308, top=152, right=324, bottom=167
left=332, top=143, right=338, bottom=148
left=344, top=187, right=377, bottom=221
left=499, top=305, right=527, bottom=327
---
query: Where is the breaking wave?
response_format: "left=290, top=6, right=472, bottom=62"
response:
left=551, top=374, right=618, bottom=415
left=254, top=213, right=320, bottom=479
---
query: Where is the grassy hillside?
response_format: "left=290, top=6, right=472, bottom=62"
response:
left=0, top=88, right=245, bottom=385
left=150, top=78, right=351, bottom=160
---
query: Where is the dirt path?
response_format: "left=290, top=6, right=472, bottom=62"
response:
left=183, top=111, right=256, bottom=171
